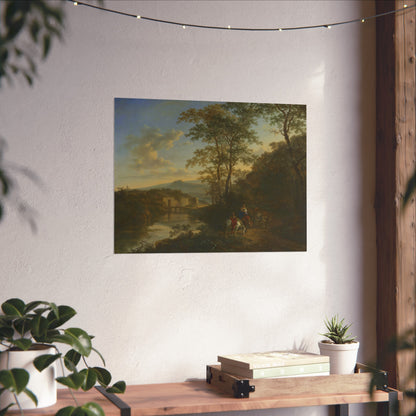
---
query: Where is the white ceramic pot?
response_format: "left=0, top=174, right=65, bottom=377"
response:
left=318, top=341, right=359, bottom=375
left=0, top=344, right=57, bottom=409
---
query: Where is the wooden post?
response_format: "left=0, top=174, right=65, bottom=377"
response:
left=376, top=1, right=416, bottom=414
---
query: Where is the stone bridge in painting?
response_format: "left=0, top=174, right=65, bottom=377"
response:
left=163, top=196, right=196, bottom=213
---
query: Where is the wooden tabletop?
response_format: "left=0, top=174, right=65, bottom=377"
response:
left=9, top=380, right=401, bottom=416
left=123, top=380, right=399, bottom=416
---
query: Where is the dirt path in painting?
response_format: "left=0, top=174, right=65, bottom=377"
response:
left=241, top=223, right=304, bottom=251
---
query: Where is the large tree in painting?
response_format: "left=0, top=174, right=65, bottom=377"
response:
left=178, top=104, right=260, bottom=204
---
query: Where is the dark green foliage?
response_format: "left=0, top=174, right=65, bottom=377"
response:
left=0, top=0, right=65, bottom=86
left=0, top=298, right=125, bottom=415
left=0, top=1, right=67, bottom=229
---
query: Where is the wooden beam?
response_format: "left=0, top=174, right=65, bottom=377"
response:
left=376, top=0, right=416, bottom=414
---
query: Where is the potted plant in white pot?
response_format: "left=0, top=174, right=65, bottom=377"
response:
left=0, top=298, right=125, bottom=415
left=318, top=315, right=360, bottom=375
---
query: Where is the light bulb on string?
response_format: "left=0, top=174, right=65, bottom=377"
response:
left=65, top=0, right=416, bottom=33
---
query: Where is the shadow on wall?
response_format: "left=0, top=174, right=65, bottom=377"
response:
left=323, top=0, right=376, bottom=372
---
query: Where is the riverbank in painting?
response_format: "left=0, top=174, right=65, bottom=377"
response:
left=115, top=211, right=203, bottom=253
left=114, top=185, right=306, bottom=253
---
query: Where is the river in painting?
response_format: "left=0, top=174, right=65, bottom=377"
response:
left=115, top=212, right=203, bottom=253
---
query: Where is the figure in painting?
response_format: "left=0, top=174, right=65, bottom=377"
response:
left=238, top=203, right=251, bottom=229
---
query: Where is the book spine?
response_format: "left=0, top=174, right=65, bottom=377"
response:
left=221, top=362, right=330, bottom=379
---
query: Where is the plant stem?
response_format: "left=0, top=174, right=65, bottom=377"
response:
left=55, top=346, right=78, bottom=407
left=13, top=392, right=24, bottom=416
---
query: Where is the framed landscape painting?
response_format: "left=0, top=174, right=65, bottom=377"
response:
left=114, top=98, right=306, bottom=253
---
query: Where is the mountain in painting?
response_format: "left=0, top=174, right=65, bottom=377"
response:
left=139, top=180, right=209, bottom=203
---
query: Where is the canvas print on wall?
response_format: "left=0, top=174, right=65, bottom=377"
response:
left=114, top=98, right=306, bottom=253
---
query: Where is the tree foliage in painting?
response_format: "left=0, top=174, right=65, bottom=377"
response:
left=256, top=104, right=306, bottom=197
left=237, top=134, right=306, bottom=214
left=178, top=103, right=260, bottom=204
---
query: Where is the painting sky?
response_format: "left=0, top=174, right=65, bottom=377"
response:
left=114, top=98, right=283, bottom=189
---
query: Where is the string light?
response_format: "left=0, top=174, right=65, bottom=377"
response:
left=67, top=0, right=416, bottom=32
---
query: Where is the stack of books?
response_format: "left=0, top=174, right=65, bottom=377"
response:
left=217, top=350, right=330, bottom=379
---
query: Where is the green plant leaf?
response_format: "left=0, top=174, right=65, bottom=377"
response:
left=0, top=368, right=29, bottom=393
left=56, top=372, right=86, bottom=390
left=0, top=403, right=15, bottom=416
left=80, top=368, right=97, bottom=391
left=31, top=314, right=49, bottom=339
left=24, top=301, right=48, bottom=313
left=47, top=305, right=76, bottom=329
left=55, top=403, right=105, bottom=416
left=23, top=387, right=38, bottom=406
left=52, top=328, right=91, bottom=357
left=1, top=298, right=25, bottom=316
left=106, top=381, right=126, bottom=394
left=13, top=317, right=32, bottom=336
left=92, top=367, right=111, bottom=387
left=10, top=338, right=32, bottom=350
left=34, top=353, right=61, bottom=372
left=91, top=347, right=106, bottom=367
left=81, top=402, right=105, bottom=416
left=64, top=349, right=81, bottom=371
left=0, top=326, right=14, bottom=339
left=49, top=302, right=59, bottom=319
left=55, top=406, right=76, bottom=416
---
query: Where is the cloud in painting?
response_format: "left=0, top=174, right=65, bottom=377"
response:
left=125, top=126, right=184, bottom=171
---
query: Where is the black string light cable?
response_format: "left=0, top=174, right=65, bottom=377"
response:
left=68, top=0, right=415, bottom=32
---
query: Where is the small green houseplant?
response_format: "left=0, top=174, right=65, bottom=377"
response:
left=318, top=315, right=359, bottom=374
left=0, top=298, right=125, bottom=416
left=321, top=315, right=357, bottom=344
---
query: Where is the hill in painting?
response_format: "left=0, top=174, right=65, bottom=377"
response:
left=139, top=180, right=209, bottom=203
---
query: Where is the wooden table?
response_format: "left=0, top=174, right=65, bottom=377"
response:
left=15, top=379, right=402, bottom=416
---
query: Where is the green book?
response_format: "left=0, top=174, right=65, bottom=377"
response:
left=220, top=361, right=330, bottom=379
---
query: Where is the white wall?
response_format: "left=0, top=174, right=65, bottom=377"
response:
left=0, top=1, right=376, bottom=415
